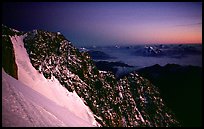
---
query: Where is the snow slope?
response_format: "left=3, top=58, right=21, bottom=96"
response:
left=2, top=68, right=93, bottom=127
left=2, top=34, right=99, bottom=127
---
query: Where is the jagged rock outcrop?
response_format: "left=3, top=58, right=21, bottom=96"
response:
left=2, top=25, right=180, bottom=127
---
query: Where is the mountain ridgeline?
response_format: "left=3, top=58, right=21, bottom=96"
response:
left=2, top=25, right=180, bottom=127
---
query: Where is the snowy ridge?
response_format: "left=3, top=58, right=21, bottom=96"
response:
left=2, top=33, right=99, bottom=127
left=2, top=25, right=180, bottom=127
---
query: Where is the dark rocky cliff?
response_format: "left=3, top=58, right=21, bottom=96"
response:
left=2, top=25, right=20, bottom=79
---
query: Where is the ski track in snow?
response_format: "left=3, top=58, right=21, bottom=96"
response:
left=2, top=69, right=92, bottom=127
left=2, top=34, right=99, bottom=127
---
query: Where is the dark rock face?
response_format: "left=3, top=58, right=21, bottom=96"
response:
left=2, top=25, right=18, bottom=79
left=2, top=24, right=24, bottom=36
left=115, top=72, right=179, bottom=127
left=2, top=26, right=180, bottom=127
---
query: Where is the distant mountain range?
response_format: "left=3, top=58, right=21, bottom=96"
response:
left=131, top=44, right=202, bottom=58
left=87, top=50, right=116, bottom=60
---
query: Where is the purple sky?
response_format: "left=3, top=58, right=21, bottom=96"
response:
left=2, top=2, right=202, bottom=47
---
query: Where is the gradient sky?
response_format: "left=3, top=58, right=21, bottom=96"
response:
left=2, top=2, right=202, bottom=46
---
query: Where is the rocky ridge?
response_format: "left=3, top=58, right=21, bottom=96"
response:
left=2, top=25, right=180, bottom=127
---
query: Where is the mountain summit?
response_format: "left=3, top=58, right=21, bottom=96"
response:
left=2, top=25, right=180, bottom=127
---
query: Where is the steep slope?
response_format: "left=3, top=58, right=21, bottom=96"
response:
left=2, top=25, right=99, bottom=127
left=2, top=25, right=180, bottom=127
left=2, top=68, right=95, bottom=127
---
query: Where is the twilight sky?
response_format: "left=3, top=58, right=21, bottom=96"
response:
left=2, top=2, right=202, bottom=46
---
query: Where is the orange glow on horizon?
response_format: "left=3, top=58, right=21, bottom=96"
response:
left=130, top=25, right=202, bottom=44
